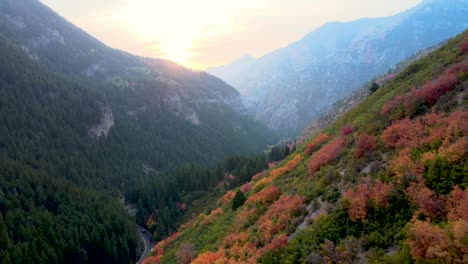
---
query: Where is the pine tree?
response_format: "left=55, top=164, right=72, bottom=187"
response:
left=232, top=190, right=246, bottom=210
left=370, top=82, right=380, bottom=93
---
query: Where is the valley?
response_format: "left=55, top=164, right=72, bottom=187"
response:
left=0, top=0, right=466, bottom=264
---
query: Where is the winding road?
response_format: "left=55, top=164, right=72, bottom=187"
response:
left=136, top=226, right=155, bottom=264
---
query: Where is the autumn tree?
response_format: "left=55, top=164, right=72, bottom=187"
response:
left=305, top=134, right=329, bottom=155
left=176, top=243, right=195, bottom=264
left=355, top=133, right=376, bottom=158
left=341, top=125, right=354, bottom=136
left=406, top=220, right=449, bottom=262
left=309, top=138, right=345, bottom=175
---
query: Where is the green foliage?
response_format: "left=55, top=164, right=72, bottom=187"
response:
left=424, top=156, right=468, bottom=194
left=231, top=190, right=246, bottom=210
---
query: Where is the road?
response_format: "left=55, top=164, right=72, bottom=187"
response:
left=136, top=226, right=155, bottom=264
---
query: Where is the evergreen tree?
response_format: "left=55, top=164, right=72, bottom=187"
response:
left=370, top=82, right=380, bottom=93
left=232, top=190, right=246, bottom=210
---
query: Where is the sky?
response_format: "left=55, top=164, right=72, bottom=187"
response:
left=41, top=0, right=422, bottom=69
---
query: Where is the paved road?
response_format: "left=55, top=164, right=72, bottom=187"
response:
left=136, top=226, right=155, bottom=264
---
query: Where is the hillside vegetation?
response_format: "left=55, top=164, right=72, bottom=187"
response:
left=144, top=31, right=468, bottom=264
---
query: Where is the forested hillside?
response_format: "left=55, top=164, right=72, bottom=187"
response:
left=0, top=1, right=277, bottom=263
left=0, top=34, right=138, bottom=263
left=144, top=31, right=468, bottom=264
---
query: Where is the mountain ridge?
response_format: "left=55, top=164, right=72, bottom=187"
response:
left=208, top=0, right=468, bottom=136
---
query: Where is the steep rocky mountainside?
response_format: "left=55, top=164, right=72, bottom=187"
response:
left=208, top=0, right=468, bottom=136
left=145, top=31, right=468, bottom=264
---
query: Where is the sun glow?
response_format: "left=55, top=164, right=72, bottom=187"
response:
left=104, top=0, right=267, bottom=69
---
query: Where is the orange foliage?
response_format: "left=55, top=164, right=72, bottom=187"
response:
left=370, top=179, right=393, bottom=207
left=245, top=185, right=281, bottom=206
left=309, top=138, right=345, bottom=175
left=252, top=171, right=266, bottom=181
left=200, top=207, right=223, bottom=226
left=191, top=251, right=221, bottom=264
left=269, top=154, right=302, bottom=180
left=438, top=137, right=468, bottom=163
left=343, top=180, right=371, bottom=221
left=382, top=118, right=424, bottom=149
left=227, top=195, right=303, bottom=262
left=446, top=186, right=468, bottom=221
left=148, top=232, right=181, bottom=263
left=305, top=133, right=329, bottom=155
left=407, top=183, right=443, bottom=218
left=406, top=220, right=450, bottom=261
left=406, top=219, right=468, bottom=263
left=355, top=133, right=376, bottom=158
left=344, top=178, right=393, bottom=221
left=256, top=194, right=304, bottom=244
left=389, top=149, right=424, bottom=179
left=217, top=190, right=235, bottom=207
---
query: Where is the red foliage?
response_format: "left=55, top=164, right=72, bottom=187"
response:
left=269, top=154, right=302, bottom=180
left=343, top=180, right=371, bottom=221
left=241, top=183, right=252, bottom=194
left=381, top=95, right=403, bottom=115
left=341, top=125, right=355, bottom=136
left=200, top=207, right=223, bottom=226
left=420, top=72, right=459, bottom=105
left=256, top=194, right=304, bottom=243
left=407, top=184, right=443, bottom=218
left=308, top=138, right=345, bottom=175
left=262, top=233, right=288, bottom=252
left=245, top=185, right=281, bottom=206
left=148, top=232, right=181, bottom=263
left=370, top=179, right=393, bottom=208
left=381, top=118, right=424, bottom=149
left=305, top=133, right=329, bottom=155
left=251, top=171, right=266, bottom=181
left=176, top=243, right=195, bottom=264
left=192, top=251, right=221, bottom=264
left=355, top=133, right=377, bottom=158
left=406, top=220, right=449, bottom=261
left=462, top=34, right=468, bottom=53
left=381, top=60, right=467, bottom=117
left=217, top=190, right=235, bottom=206
left=445, top=186, right=468, bottom=221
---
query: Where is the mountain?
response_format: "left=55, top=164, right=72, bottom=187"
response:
left=144, top=31, right=468, bottom=264
left=0, top=0, right=277, bottom=181
left=208, top=0, right=468, bottom=136
left=207, top=54, right=255, bottom=92
left=0, top=0, right=278, bottom=262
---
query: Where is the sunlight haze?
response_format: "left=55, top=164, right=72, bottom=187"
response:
left=41, top=0, right=422, bottom=69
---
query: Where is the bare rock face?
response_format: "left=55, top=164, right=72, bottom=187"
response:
left=89, top=106, right=114, bottom=138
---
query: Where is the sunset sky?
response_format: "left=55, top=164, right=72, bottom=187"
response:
left=41, top=0, right=422, bottom=69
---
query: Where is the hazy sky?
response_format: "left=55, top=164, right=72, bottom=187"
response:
left=41, top=0, right=422, bottom=69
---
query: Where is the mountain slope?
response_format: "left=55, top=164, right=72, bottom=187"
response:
left=0, top=32, right=139, bottom=264
left=145, top=31, right=468, bottom=264
left=209, top=0, right=468, bottom=136
left=0, top=1, right=277, bottom=263
left=0, top=0, right=277, bottom=178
